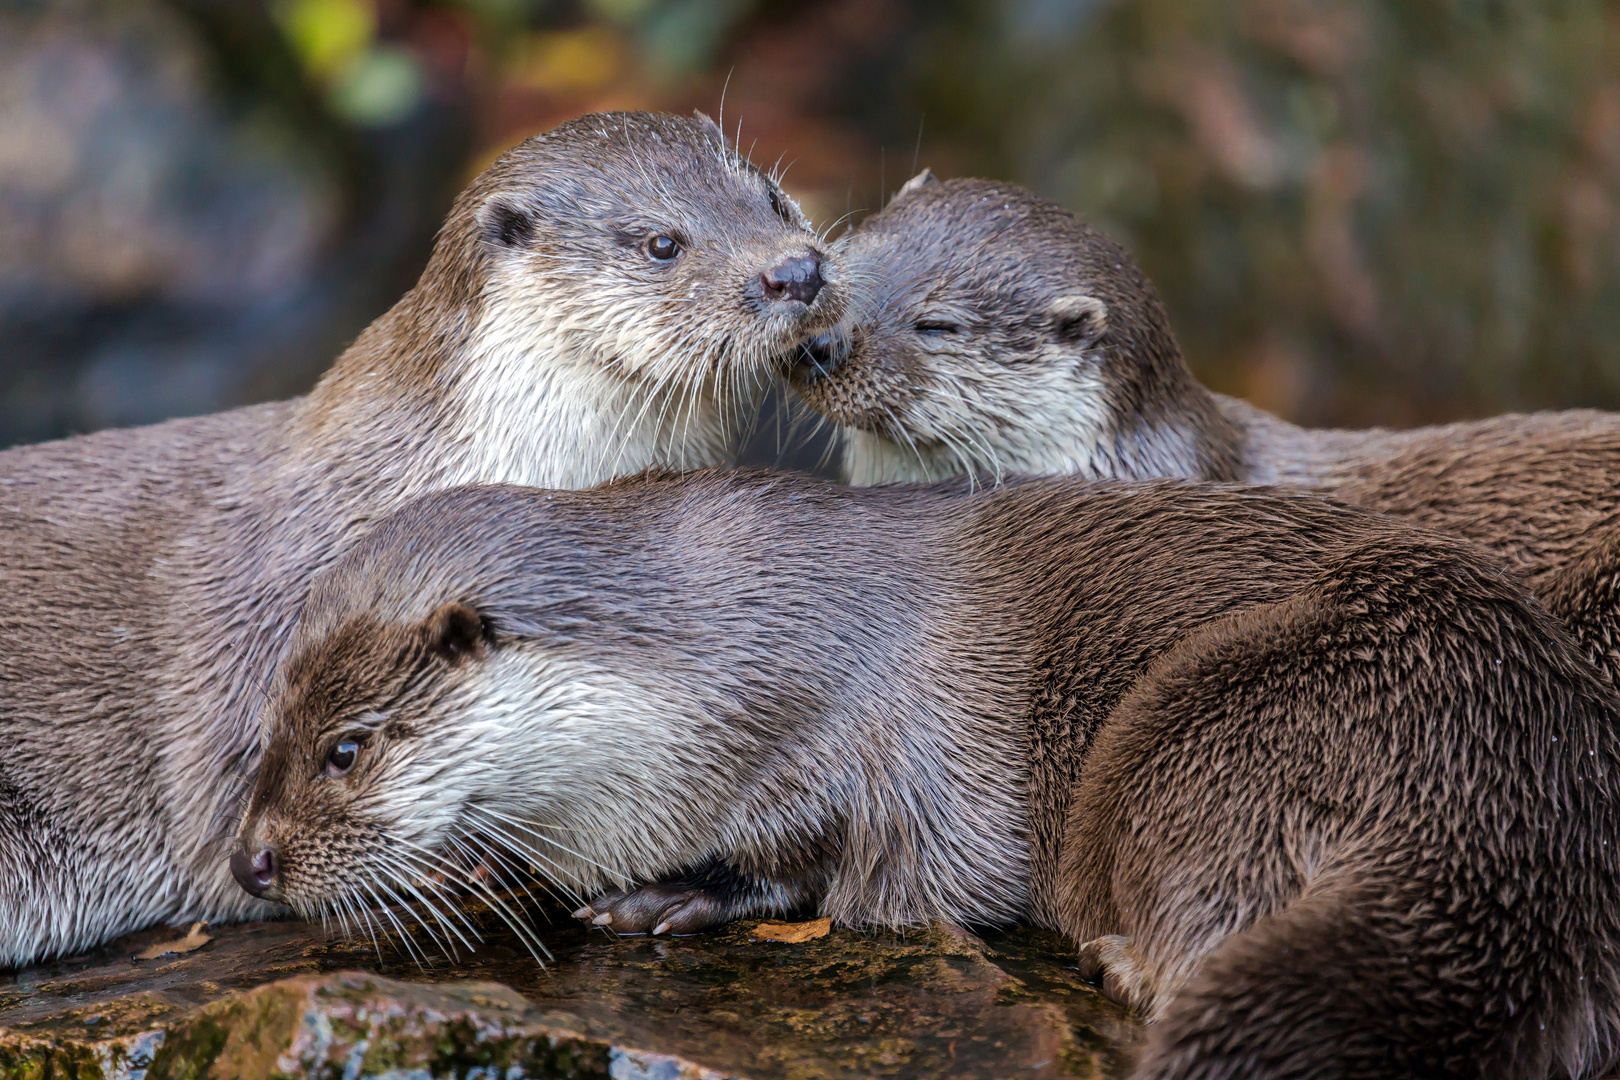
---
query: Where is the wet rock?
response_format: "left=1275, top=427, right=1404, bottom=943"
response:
left=0, top=907, right=1141, bottom=1078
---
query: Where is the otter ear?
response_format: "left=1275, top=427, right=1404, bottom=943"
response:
left=1050, top=294, right=1109, bottom=349
left=693, top=110, right=725, bottom=143
left=890, top=169, right=938, bottom=207
left=478, top=196, right=535, bottom=250
left=425, top=602, right=490, bottom=664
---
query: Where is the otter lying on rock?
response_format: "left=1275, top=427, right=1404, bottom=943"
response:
left=236, top=470, right=1620, bottom=1080
left=787, top=172, right=1620, bottom=683
left=0, top=111, right=848, bottom=968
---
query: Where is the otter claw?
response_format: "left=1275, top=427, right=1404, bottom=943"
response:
left=571, top=905, right=593, bottom=919
left=1075, top=935, right=1157, bottom=1016
left=577, top=883, right=736, bottom=936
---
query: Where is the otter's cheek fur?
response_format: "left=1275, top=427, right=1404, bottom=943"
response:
left=243, top=651, right=739, bottom=930
left=449, top=255, right=849, bottom=489
left=838, top=348, right=1118, bottom=486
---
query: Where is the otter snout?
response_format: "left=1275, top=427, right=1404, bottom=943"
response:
left=762, top=254, right=824, bottom=306
left=229, top=844, right=277, bottom=898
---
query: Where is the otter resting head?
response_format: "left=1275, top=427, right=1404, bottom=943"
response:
left=785, top=171, right=1237, bottom=485
left=398, top=110, right=851, bottom=487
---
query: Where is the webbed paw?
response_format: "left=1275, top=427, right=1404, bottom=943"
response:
left=573, top=884, right=734, bottom=936
left=1075, top=934, right=1159, bottom=1015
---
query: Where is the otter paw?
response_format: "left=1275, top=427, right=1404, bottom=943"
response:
left=1075, top=935, right=1158, bottom=1015
left=573, top=885, right=734, bottom=936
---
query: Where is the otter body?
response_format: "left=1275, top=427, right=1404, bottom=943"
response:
left=239, top=471, right=1620, bottom=1080
left=0, top=111, right=848, bottom=968
left=789, top=174, right=1620, bottom=679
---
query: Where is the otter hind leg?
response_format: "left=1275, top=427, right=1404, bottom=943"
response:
left=575, top=859, right=804, bottom=936
left=1075, top=934, right=1160, bottom=1015
left=1540, top=527, right=1620, bottom=688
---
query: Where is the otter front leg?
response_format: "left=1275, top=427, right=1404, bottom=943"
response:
left=575, top=859, right=812, bottom=935
left=1075, top=935, right=1160, bottom=1015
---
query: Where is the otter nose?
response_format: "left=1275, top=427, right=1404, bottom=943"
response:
left=230, top=845, right=276, bottom=897
left=761, top=255, right=823, bottom=306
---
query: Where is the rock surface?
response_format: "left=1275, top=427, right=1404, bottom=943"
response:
left=0, top=903, right=1140, bottom=1079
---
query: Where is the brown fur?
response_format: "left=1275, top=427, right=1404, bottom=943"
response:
left=0, top=111, right=847, bottom=968
left=240, top=470, right=1620, bottom=1079
left=788, top=174, right=1620, bottom=682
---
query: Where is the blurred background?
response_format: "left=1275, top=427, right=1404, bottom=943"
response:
left=4, top=0, right=1620, bottom=460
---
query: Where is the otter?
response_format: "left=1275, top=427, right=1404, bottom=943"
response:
left=0, top=111, right=848, bottom=969
left=235, top=471, right=1620, bottom=1080
left=786, top=172, right=1620, bottom=680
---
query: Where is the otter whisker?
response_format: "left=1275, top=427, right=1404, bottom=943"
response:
left=602, top=356, right=691, bottom=478
left=913, top=385, right=1011, bottom=480
left=471, top=805, right=630, bottom=882
left=377, top=854, right=482, bottom=955
left=367, top=875, right=448, bottom=965
left=388, top=834, right=552, bottom=965
left=336, top=890, right=384, bottom=963
left=461, top=814, right=596, bottom=892
left=450, top=830, right=579, bottom=914
left=335, top=893, right=360, bottom=943
left=877, top=402, right=934, bottom=481
left=358, top=879, right=429, bottom=969
left=405, top=861, right=488, bottom=944
left=354, top=899, right=386, bottom=964
left=817, top=208, right=865, bottom=246
left=386, top=844, right=499, bottom=939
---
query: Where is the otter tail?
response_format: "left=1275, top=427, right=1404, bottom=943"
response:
left=1133, top=874, right=1617, bottom=1080
left=1542, top=527, right=1620, bottom=690
left=1059, top=534, right=1620, bottom=1080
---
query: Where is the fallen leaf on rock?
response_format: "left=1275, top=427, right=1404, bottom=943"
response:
left=136, top=922, right=212, bottom=960
left=751, top=917, right=832, bottom=943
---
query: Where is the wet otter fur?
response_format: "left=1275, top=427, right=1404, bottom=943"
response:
left=788, top=173, right=1620, bottom=682
left=0, top=111, right=848, bottom=968
left=237, top=470, right=1620, bottom=1080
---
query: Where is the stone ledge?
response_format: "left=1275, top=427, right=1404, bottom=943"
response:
left=0, top=913, right=1139, bottom=1079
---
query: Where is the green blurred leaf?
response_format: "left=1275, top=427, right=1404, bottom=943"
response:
left=271, top=0, right=374, bottom=80
left=327, top=45, right=424, bottom=128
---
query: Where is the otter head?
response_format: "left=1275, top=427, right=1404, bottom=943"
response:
left=785, top=173, right=1196, bottom=485
left=228, top=484, right=772, bottom=948
left=228, top=597, right=503, bottom=913
left=410, top=111, right=848, bottom=485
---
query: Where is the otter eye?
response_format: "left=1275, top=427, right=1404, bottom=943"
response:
left=647, top=235, right=681, bottom=261
left=916, top=321, right=961, bottom=336
left=325, top=740, right=360, bottom=778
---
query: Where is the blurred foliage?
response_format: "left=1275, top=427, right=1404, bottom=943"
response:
left=908, top=0, right=1620, bottom=424
left=8, top=0, right=1620, bottom=448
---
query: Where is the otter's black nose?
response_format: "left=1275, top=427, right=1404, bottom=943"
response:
left=762, top=255, right=823, bottom=306
left=230, top=846, right=276, bottom=897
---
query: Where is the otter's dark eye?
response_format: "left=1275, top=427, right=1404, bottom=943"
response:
left=325, top=740, right=360, bottom=778
left=916, top=321, right=961, bottom=336
left=647, top=235, right=680, bottom=261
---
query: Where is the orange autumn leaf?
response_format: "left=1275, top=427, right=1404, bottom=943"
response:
left=751, top=917, right=832, bottom=943
left=136, top=922, right=212, bottom=960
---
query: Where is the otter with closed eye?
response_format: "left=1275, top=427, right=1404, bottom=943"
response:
left=787, top=172, right=1620, bottom=684
left=237, top=470, right=1620, bottom=1080
left=0, top=111, right=848, bottom=969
